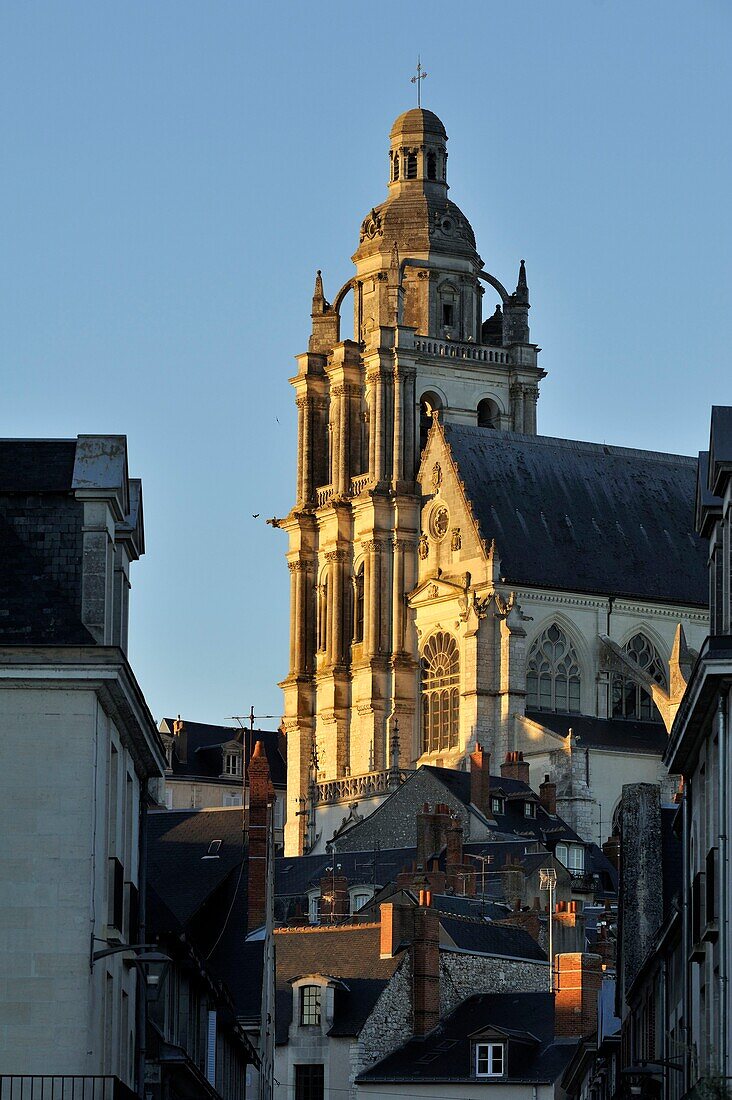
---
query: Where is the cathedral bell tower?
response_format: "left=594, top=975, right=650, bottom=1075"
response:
left=275, top=107, right=545, bottom=855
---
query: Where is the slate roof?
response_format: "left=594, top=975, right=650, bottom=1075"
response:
left=442, top=424, right=706, bottom=607
left=358, top=992, right=575, bottom=1083
left=146, top=807, right=245, bottom=927
left=276, top=847, right=416, bottom=897
left=160, top=718, right=286, bottom=788
left=276, top=976, right=391, bottom=1043
left=0, top=439, right=77, bottom=491
left=526, top=711, right=668, bottom=755
left=440, top=915, right=546, bottom=960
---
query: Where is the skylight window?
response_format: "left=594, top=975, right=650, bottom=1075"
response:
left=202, top=839, right=222, bottom=860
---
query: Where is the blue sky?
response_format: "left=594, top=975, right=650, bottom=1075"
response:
left=1, top=1, right=730, bottom=726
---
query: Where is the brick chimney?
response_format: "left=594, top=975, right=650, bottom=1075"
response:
left=501, top=751, right=530, bottom=784
left=320, top=872, right=349, bottom=922
left=554, top=953, right=602, bottom=1038
left=412, top=891, right=440, bottom=1038
left=247, top=738, right=273, bottom=933
left=470, top=744, right=491, bottom=817
left=416, top=802, right=451, bottom=867
left=380, top=901, right=415, bottom=958
left=553, top=901, right=586, bottom=954
left=539, top=774, right=557, bottom=815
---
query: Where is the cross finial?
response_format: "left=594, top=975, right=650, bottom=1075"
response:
left=411, top=56, right=428, bottom=108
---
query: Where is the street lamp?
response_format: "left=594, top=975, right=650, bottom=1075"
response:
left=539, top=867, right=557, bottom=992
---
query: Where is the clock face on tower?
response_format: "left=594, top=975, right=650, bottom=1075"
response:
left=430, top=505, right=450, bottom=541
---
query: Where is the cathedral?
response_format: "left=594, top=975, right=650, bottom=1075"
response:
left=273, top=106, right=709, bottom=856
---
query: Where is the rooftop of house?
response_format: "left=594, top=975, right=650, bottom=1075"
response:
left=358, top=991, right=575, bottom=1084
left=441, top=424, right=707, bottom=608
left=159, top=717, right=286, bottom=788
left=0, top=435, right=142, bottom=645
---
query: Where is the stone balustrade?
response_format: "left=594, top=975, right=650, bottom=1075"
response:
left=414, top=336, right=509, bottom=365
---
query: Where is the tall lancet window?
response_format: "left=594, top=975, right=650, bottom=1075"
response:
left=526, top=624, right=581, bottom=713
left=352, top=565, right=364, bottom=644
left=405, top=151, right=417, bottom=179
left=317, top=577, right=328, bottom=653
left=421, top=632, right=460, bottom=754
left=426, top=151, right=437, bottom=180
left=611, top=633, right=667, bottom=722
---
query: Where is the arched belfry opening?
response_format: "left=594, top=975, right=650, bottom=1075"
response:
left=477, top=398, right=500, bottom=429
left=420, top=392, right=443, bottom=453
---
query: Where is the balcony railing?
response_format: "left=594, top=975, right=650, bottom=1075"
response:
left=316, top=485, right=335, bottom=506
left=413, top=336, right=510, bottom=365
left=315, top=768, right=413, bottom=805
left=0, top=1078, right=137, bottom=1100
left=349, top=473, right=372, bottom=496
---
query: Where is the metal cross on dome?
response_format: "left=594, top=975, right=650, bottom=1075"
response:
left=411, top=57, right=428, bottom=107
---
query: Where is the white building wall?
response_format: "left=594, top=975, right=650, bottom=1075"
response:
left=0, top=685, right=140, bottom=1083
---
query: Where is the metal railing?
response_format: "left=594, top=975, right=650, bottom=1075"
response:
left=0, top=1078, right=136, bottom=1100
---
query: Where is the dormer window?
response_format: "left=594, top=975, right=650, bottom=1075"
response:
left=224, top=752, right=242, bottom=777
left=524, top=801, right=537, bottom=818
left=300, top=985, right=322, bottom=1026
left=475, top=1042, right=504, bottom=1077
left=491, top=796, right=504, bottom=815
left=405, top=152, right=417, bottom=179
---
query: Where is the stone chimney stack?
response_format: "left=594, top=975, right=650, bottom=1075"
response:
left=619, top=783, right=663, bottom=1001
left=247, top=738, right=273, bottom=933
left=412, top=893, right=440, bottom=1038
left=470, top=744, right=492, bottom=816
left=501, top=751, right=530, bottom=784
left=554, top=953, right=602, bottom=1038
left=539, top=774, right=557, bottom=815
left=319, top=871, right=349, bottom=922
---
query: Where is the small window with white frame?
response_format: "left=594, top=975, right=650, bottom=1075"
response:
left=299, top=984, right=322, bottom=1027
left=524, top=800, right=537, bottom=818
left=568, top=845, right=585, bottom=872
left=475, top=1042, right=504, bottom=1077
left=224, top=751, right=242, bottom=777
left=491, top=796, right=504, bottom=815
left=350, top=889, right=373, bottom=915
left=308, top=892, right=321, bottom=925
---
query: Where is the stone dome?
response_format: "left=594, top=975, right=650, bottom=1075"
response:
left=389, top=108, right=447, bottom=141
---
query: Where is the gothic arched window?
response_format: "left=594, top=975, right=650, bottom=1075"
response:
left=421, top=632, right=460, bottom=754
left=611, top=633, right=667, bottom=722
left=352, top=564, right=364, bottom=644
left=526, top=624, right=581, bottom=713
left=427, top=151, right=437, bottom=180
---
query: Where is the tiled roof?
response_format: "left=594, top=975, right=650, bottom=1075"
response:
left=443, top=424, right=706, bottom=607
left=440, top=915, right=546, bottom=961
left=358, top=991, right=574, bottom=1083
left=274, top=923, right=401, bottom=983
left=526, top=711, right=668, bottom=755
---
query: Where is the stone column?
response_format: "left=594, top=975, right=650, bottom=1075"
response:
left=301, top=396, right=313, bottom=503
left=295, top=564, right=307, bottom=674
left=511, top=383, right=525, bottom=433
left=327, top=550, right=346, bottom=666
left=372, top=372, right=385, bottom=485
left=336, top=385, right=349, bottom=494
left=288, top=561, right=299, bottom=674
left=392, top=538, right=404, bottom=653
left=402, top=370, right=416, bottom=483
left=296, top=398, right=305, bottom=505
left=392, top=367, right=403, bottom=485
left=402, top=538, right=418, bottom=655
left=365, top=540, right=382, bottom=657
left=523, top=384, right=538, bottom=434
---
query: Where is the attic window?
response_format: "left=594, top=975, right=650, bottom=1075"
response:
left=475, top=1042, right=504, bottom=1077
left=300, top=985, right=322, bottom=1026
left=524, top=801, right=537, bottom=818
left=224, top=752, right=242, bottom=777
left=202, top=840, right=222, bottom=860
left=491, top=796, right=504, bottom=815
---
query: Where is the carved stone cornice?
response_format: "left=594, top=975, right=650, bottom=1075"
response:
left=366, top=369, right=390, bottom=385
left=287, top=559, right=313, bottom=573
left=295, top=395, right=312, bottom=409
left=325, top=549, right=348, bottom=563
left=362, top=539, right=383, bottom=554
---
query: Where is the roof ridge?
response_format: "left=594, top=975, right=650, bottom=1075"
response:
left=274, top=922, right=381, bottom=935
left=443, top=423, right=697, bottom=466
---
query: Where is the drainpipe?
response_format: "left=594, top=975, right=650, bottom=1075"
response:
left=717, top=693, right=728, bottom=1077
left=136, top=778, right=149, bottom=1099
